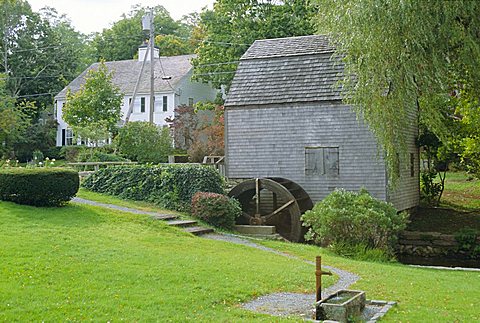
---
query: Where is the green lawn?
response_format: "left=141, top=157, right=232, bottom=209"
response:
left=257, top=240, right=480, bottom=322
left=76, top=188, right=178, bottom=214
left=409, top=172, right=480, bottom=233
left=441, top=172, right=480, bottom=210
left=2, top=191, right=479, bottom=321
left=0, top=200, right=327, bottom=322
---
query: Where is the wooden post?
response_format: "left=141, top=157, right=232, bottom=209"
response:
left=255, top=178, right=260, bottom=216
left=316, top=256, right=322, bottom=302
left=315, top=256, right=332, bottom=302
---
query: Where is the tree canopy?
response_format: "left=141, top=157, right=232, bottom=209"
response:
left=0, top=76, right=31, bottom=158
left=0, top=1, right=90, bottom=108
left=115, top=122, right=172, bottom=164
left=192, top=0, right=317, bottom=90
left=63, top=61, right=123, bottom=145
left=91, top=5, right=194, bottom=61
left=315, top=0, right=480, bottom=180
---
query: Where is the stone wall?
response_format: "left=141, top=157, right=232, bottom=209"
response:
left=397, top=231, right=480, bottom=258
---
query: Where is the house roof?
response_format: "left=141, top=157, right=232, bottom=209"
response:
left=55, top=54, right=195, bottom=99
left=225, top=35, right=344, bottom=107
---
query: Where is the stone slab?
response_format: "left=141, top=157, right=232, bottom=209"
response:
left=234, top=225, right=276, bottom=235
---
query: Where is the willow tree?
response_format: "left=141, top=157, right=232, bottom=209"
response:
left=315, top=0, right=480, bottom=181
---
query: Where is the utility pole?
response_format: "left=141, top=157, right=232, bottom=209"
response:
left=148, top=9, right=155, bottom=125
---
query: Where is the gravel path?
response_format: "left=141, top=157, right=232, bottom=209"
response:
left=204, top=233, right=360, bottom=318
left=72, top=197, right=174, bottom=217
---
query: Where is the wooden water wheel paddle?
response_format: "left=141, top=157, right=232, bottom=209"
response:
left=228, top=178, right=313, bottom=242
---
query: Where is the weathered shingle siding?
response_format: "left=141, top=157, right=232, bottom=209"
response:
left=225, top=34, right=419, bottom=211
left=388, top=108, right=420, bottom=210
left=241, top=35, right=334, bottom=60
left=226, top=54, right=343, bottom=106
left=226, top=102, right=388, bottom=203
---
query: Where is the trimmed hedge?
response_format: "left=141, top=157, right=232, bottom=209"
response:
left=191, top=192, right=241, bottom=229
left=0, top=168, right=79, bottom=206
left=82, top=164, right=224, bottom=211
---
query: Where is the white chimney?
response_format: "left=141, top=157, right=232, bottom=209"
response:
left=138, top=41, right=159, bottom=62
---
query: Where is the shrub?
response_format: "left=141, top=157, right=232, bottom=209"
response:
left=77, top=149, right=127, bottom=162
left=420, top=170, right=443, bottom=205
left=454, top=228, right=479, bottom=258
left=301, top=188, right=408, bottom=258
left=60, top=145, right=86, bottom=162
left=115, top=122, right=173, bottom=163
left=82, top=164, right=224, bottom=211
left=191, top=192, right=241, bottom=229
left=0, top=168, right=79, bottom=206
left=44, top=146, right=63, bottom=160
left=32, top=149, right=44, bottom=164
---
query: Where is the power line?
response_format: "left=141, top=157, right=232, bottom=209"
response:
left=0, top=75, right=65, bottom=80
left=93, top=31, right=252, bottom=47
left=195, top=61, right=239, bottom=67
left=15, top=92, right=57, bottom=99
left=194, top=71, right=237, bottom=76
left=0, top=45, right=62, bottom=55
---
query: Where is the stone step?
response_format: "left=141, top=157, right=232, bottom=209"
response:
left=151, top=214, right=178, bottom=221
left=167, top=220, right=198, bottom=227
left=184, top=226, right=215, bottom=236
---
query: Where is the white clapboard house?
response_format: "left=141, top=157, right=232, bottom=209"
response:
left=55, top=44, right=217, bottom=146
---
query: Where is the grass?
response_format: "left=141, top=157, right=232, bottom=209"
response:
left=76, top=188, right=178, bottom=214
left=409, top=171, right=480, bottom=234
left=0, top=200, right=331, bottom=322
left=2, top=184, right=479, bottom=321
left=257, top=240, right=480, bottom=322
left=441, top=172, right=480, bottom=210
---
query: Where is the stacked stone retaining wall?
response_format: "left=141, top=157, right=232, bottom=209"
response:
left=397, top=231, right=480, bottom=258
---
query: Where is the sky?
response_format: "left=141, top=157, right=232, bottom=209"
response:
left=28, top=0, right=215, bottom=34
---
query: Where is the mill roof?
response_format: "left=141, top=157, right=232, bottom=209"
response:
left=226, top=35, right=344, bottom=106
left=55, top=54, right=195, bottom=99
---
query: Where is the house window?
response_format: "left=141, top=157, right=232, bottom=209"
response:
left=66, top=128, right=74, bottom=146
left=188, top=97, right=194, bottom=106
left=305, top=147, right=339, bottom=176
left=163, top=96, right=168, bottom=112
left=140, top=97, right=145, bottom=113
left=410, top=153, right=415, bottom=177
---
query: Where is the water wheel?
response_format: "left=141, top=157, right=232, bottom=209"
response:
left=228, top=178, right=313, bottom=242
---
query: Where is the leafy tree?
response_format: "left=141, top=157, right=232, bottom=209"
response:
left=188, top=105, right=224, bottom=162
left=166, top=105, right=199, bottom=151
left=0, top=76, right=31, bottom=158
left=115, top=122, right=173, bottom=163
left=167, top=103, right=224, bottom=162
left=91, top=5, right=189, bottom=61
left=12, top=114, right=57, bottom=162
left=0, top=1, right=92, bottom=159
left=63, top=61, right=123, bottom=146
left=448, top=86, right=480, bottom=178
left=155, top=34, right=193, bottom=56
left=315, top=0, right=480, bottom=182
left=0, top=2, right=90, bottom=108
left=192, top=0, right=317, bottom=90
